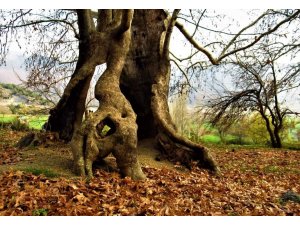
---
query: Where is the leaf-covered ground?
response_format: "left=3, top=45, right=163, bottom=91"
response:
left=0, top=129, right=299, bottom=216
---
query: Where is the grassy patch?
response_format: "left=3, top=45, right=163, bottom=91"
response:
left=283, top=142, right=300, bottom=151
left=32, top=208, right=48, bottom=216
left=24, top=167, right=58, bottom=178
left=27, top=115, right=48, bottom=130
left=263, top=165, right=284, bottom=173
left=200, top=134, right=221, bottom=144
left=0, top=114, right=17, bottom=123
left=0, top=114, right=48, bottom=130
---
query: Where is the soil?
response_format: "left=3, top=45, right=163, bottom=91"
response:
left=0, top=130, right=186, bottom=178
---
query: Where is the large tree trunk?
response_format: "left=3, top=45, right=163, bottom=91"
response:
left=46, top=9, right=219, bottom=178
left=120, top=9, right=165, bottom=139
left=71, top=10, right=146, bottom=180
left=45, top=59, right=94, bottom=141
left=151, top=58, right=219, bottom=172
left=121, top=10, right=219, bottom=173
left=45, top=10, right=106, bottom=141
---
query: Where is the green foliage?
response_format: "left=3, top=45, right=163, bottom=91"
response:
left=282, top=142, right=300, bottom=150
left=0, top=115, right=16, bottom=129
left=10, top=118, right=30, bottom=131
left=263, top=165, right=280, bottom=173
left=9, top=103, right=48, bottom=115
left=0, top=114, right=17, bottom=123
left=176, top=111, right=300, bottom=147
left=0, top=82, right=50, bottom=106
left=27, top=115, right=48, bottom=130
left=0, top=116, right=31, bottom=131
left=101, top=125, right=111, bottom=136
left=32, top=208, right=48, bottom=216
left=8, top=104, right=22, bottom=114
left=223, top=134, right=252, bottom=145
left=200, top=135, right=221, bottom=144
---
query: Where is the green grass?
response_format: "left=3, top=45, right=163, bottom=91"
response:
left=32, top=208, right=48, bottom=216
left=24, top=167, right=58, bottom=178
left=0, top=114, right=48, bottom=130
left=27, top=115, right=48, bottom=130
left=263, top=165, right=280, bottom=173
left=0, top=114, right=17, bottom=123
left=200, top=134, right=221, bottom=144
left=282, top=142, right=300, bottom=150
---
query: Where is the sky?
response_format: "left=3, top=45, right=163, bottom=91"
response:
left=0, top=43, right=26, bottom=84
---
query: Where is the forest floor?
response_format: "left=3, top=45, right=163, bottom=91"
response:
left=0, top=128, right=300, bottom=216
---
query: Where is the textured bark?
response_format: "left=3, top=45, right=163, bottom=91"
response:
left=120, top=9, right=167, bottom=139
left=46, top=9, right=219, bottom=178
left=46, top=10, right=108, bottom=141
left=259, top=109, right=282, bottom=148
left=121, top=10, right=219, bottom=173
left=152, top=59, right=220, bottom=173
left=71, top=10, right=146, bottom=180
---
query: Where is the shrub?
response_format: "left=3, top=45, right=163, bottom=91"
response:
left=8, top=104, right=22, bottom=114
left=200, top=135, right=221, bottom=144
left=10, top=118, right=31, bottom=131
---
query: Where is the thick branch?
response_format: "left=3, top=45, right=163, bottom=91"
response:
left=163, top=9, right=180, bottom=58
left=175, top=20, right=219, bottom=65
left=96, top=9, right=112, bottom=32
left=117, top=10, right=134, bottom=35
left=76, top=9, right=95, bottom=39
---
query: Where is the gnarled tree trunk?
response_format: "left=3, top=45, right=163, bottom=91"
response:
left=71, top=10, right=146, bottom=180
left=121, top=9, right=219, bottom=173
left=120, top=9, right=166, bottom=139
left=45, top=10, right=108, bottom=141
left=46, top=9, right=219, bottom=179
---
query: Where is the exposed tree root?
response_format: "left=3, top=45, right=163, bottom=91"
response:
left=16, top=132, right=59, bottom=149
left=151, top=60, right=220, bottom=174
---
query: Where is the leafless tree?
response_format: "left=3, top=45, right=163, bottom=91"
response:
left=204, top=39, right=300, bottom=148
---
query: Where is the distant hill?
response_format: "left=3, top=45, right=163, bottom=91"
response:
left=0, top=83, right=50, bottom=114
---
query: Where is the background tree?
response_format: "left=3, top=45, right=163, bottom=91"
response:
left=205, top=39, right=300, bottom=148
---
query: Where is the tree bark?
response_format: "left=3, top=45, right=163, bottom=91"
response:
left=121, top=9, right=219, bottom=173
left=71, top=10, right=146, bottom=180
left=259, top=109, right=282, bottom=148
left=46, top=9, right=219, bottom=178
left=45, top=10, right=107, bottom=141
left=120, top=9, right=167, bottom=139
left=273, top=126, right=282, bottom=148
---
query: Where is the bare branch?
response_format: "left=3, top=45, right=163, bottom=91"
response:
left=218, top=10, right=300, bottom=61
left=175, top=20, right=219, bottom=65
